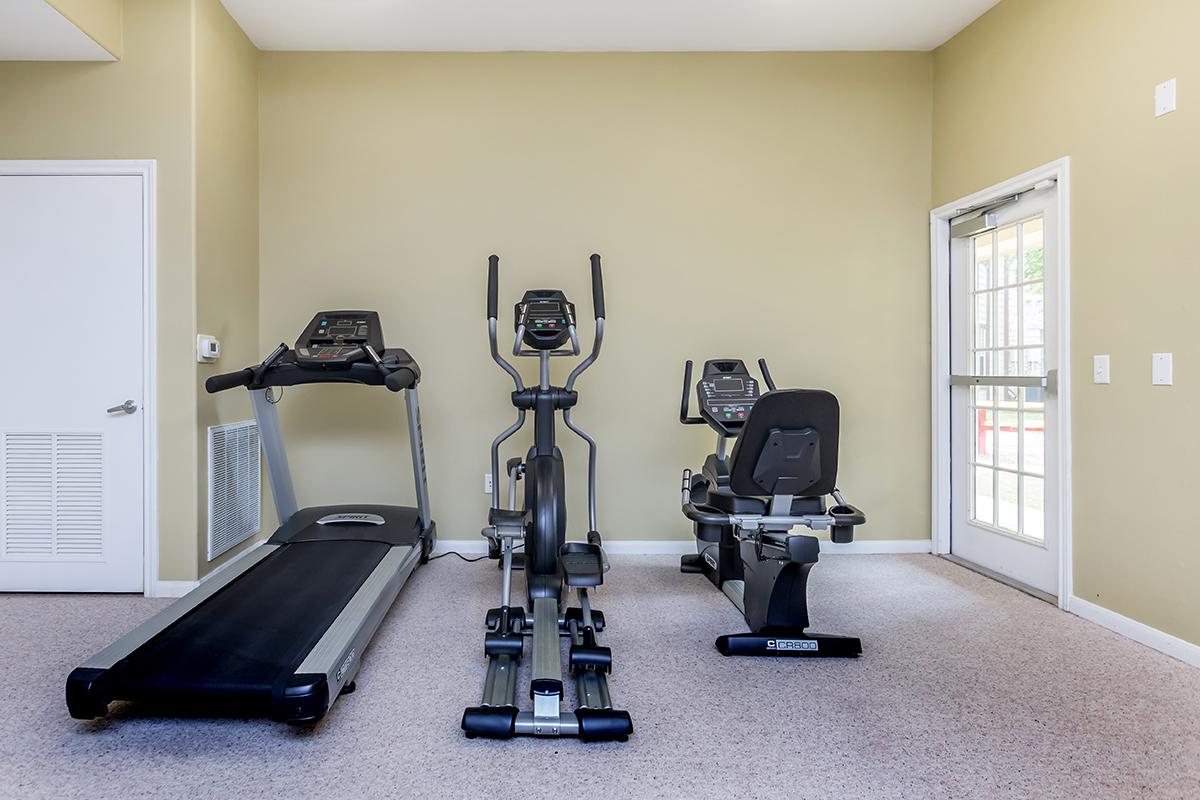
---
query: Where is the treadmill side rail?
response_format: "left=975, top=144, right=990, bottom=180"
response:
left=283, top=543, right=422, bottom=723
left=66, top=544, right=279, bottom=719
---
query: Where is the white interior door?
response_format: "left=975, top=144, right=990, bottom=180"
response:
left=949, top=185, right=1060, bottom=596
left=0, top=172, right=146, bottom=592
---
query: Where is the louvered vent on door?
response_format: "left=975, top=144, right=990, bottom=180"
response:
left=2, top=432, right=104, bottom=560
left=207, top=420, right=260, bottom=561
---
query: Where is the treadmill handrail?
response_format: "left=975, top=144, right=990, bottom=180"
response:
left=206, top=349, right=422, bottom=393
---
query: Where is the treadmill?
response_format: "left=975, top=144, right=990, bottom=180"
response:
left=66, top=310, right=436, bottom=724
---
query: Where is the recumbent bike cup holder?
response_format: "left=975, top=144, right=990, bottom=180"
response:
left=66, top=311, right=435, bottom=724
left=678, top=358, right=866, bottom=658
left=461, top=254, right=633, bottom=742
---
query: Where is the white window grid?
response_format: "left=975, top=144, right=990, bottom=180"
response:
left=967, top=215, right=1046, bottom=542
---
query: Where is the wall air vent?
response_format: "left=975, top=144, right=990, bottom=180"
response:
left=207, top=420, right=260, bottom=561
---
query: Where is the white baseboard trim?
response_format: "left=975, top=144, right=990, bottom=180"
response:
left=147, top=580, right=197, bottom=599
left=433, top=538, right=933, bottom=557
left=822, top=538, right=932, bottom=554
left=433, top=539, right=491, bottom=555
left=147, top=540, right=268, bottom=598
left=1068, top=596, right=1200, bottom=668
left=153, top=537, right=932, bottom=595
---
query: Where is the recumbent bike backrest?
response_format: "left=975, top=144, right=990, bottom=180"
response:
left=727, top=389, right=840, bottom=498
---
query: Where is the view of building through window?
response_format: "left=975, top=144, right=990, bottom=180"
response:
left=968, top=217, right=1045, bottom=541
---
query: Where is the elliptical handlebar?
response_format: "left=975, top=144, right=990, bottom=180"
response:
left=485, top=255, right=525, bottom=392
left=487, top=254, right=499, bottom=321
left=589, top=253, right=605, bottom=320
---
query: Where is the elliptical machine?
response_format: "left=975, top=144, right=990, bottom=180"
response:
left=679, top=358, right=867, bottom=657
left=461, top=254, right=632, bottom=742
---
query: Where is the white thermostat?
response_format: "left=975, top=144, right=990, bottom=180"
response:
left=197, top=334, right=221, bottom=362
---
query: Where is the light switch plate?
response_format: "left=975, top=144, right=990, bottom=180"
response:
left=1156, top=78, right=1177, bottom=117
left=1152, top=352, right=1173, bottom=385
left=1093, top=354, right=1110, bottom=384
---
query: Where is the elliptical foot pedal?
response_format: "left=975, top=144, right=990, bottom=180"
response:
left=462, top=706, right=519, bottom=739
left=484, top=606, right=526, bottom=631
left=485, top=631, right=523, bottom=658
left=564, top=606, right=605, bottom=632
left=559, top=542, right=604, bottom=587
left=569, top=644, right=612, bottom=675
left=575, top=708, right=633, bottom=742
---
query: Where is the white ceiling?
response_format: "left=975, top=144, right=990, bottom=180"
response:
left=0, top=0, right=113, bottom=60
left=219, top=0, right=1002, bottom=52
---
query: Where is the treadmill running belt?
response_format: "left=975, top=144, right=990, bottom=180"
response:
left=108, top=539, right=390, bottom=714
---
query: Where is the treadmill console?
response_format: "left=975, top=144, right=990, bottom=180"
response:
left=697, top=360, right=760, bottom=436
left=294, top=311, right=385, bottom=366
left=515, top=290, right=576, bottom=351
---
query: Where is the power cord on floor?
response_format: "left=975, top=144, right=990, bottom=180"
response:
left=428, top=551, right=489, bottom=563
left=429, top=543, right=523, bottom=563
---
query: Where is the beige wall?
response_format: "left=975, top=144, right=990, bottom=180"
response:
left=934, top=0, right=1200, bottom=644
left=194, top=0, right=261, bottom=576
left=259, top=52, right=934, bottom=543
left=45, top=0, right=124, bottom=59
left=0, top=0, right=260, bottom=583
left=0, top=0, right=198, bottom=581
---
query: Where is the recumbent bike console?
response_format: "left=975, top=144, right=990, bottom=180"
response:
left=679, top=358, right=866, bottom=657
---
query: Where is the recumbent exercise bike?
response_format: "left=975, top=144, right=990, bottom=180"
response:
left=461, top=254, right=633, bottom=742
left=679, top=358, right=866, bottom=657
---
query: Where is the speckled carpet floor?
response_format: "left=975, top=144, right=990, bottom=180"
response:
left=1, top=554, right=1198, bottom=800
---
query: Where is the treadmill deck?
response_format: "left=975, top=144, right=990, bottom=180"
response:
left=67, top=505, right=430, bottom=722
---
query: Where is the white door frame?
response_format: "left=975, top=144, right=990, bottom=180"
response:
left=0, top=160, right=158, bottom=595
left=930, top=157, right=1072, bottom=608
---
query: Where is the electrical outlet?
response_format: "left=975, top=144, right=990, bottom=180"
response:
left=1152, top=353, right=1173, bottom=386
left=1155, top=78, right=1177, bottom=117
left=484, top=473, right=493, bottom=494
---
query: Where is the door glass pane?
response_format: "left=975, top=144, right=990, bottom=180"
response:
left=1003, top=287, right=1019, bottom=346
left=1023, top=475, right=1045, bottom=542
left=997, top=471, right=1019, bottom=531
left=974, top=466, right=994, bottom=525
left=999, top=225, right=1020, bottom=285
left=1023, top=348, right=1044, bottom=377
left=996, top=409, right=1019, bottom=470
left=1022, top=218, right=1044, bottom=282
left=1022, top=412, right=1045, bottom=475
left=1003, top=349, right=1019, bottom=377
left=975, top=409, right=994, bottom=465
left=1023, top=283, right=1044, bottom=345
left=975, top=293, right=992, bottom=348
left=975, top=233, right=993, bottom=290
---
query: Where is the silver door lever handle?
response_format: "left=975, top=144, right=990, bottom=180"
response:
left=106, top=400, right=138, bottom=415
